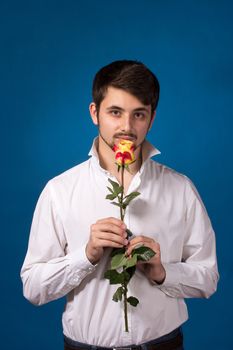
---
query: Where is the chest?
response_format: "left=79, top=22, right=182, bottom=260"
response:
left=61, top=174, right=186, bottom=262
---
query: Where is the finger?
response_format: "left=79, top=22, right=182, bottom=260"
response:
left=129, top=235, right=155, bottom=245
left=96, top=217, right=126, bottom=228
left=93, top=223, right=126, bottom=237
left=93, top=231, right=128, bottom=246
left=92, top=239, right=127, bottom=249
left=126, top=236, right=154, bottom=252
left=126, top=237, right=158, bottom=256
left=126, top=244, right=154, bottom=257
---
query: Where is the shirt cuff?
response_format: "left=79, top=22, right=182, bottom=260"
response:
left=67, top=245, right=97, bottom=286
left=154, top=263, right=183, bottom=297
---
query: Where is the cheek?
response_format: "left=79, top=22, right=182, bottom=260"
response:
left=99, top=117, right=118, bottom=129
left=137, top=124, right=150, bottom=137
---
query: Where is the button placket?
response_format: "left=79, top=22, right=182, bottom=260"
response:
left=126, top=174, right=141, bottom=195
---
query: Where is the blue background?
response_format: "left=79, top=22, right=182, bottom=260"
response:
left=1, top=0, right=232, bottom=349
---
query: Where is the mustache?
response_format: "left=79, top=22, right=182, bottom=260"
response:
left=114, top=133, right=137, bottom=140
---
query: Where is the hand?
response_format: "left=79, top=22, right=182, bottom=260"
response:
left=126, top=235, right=166, bottom=284
left=86, top=217, right=128, bottom=264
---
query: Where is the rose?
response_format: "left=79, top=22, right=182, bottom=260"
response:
left=105, top=138, right=156, bottom=332
left=113, top=140, right=135, bottom=167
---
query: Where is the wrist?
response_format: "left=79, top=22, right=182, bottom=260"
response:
left=85, top=245, right=99, bottom=265
left=151, top=264, right=166, bottom=284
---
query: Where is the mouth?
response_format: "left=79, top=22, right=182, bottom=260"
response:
left=114, top=134, right=137, bottom=141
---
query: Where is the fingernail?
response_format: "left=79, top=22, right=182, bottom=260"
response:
left=124, top=239, right=128, bottom=245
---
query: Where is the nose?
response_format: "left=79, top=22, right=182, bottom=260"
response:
left=120, top=115, right=132, bottom=132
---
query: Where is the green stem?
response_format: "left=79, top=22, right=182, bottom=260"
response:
left=120, top=165, right=124, bottom=221
left=120, top=165, right=129, bottom=332
left=123, top=277, right=129, bottom=332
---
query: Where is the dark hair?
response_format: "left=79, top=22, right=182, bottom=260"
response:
left=92, top=60, right=160, bottom=115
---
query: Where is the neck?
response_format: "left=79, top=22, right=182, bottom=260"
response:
left=97, top=136, right=142, bottom=177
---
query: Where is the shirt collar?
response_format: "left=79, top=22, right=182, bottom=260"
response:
left=88, top=137, right=160, bottom=166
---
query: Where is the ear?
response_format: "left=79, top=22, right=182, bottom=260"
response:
left=148, top=111, right=156, bottom=131
left=89, top=102, right=98, bottom=125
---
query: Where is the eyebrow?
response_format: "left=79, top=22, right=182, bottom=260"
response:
left=106, top=106, right=150, bottom=113
left=133, top=107, right=150, bottom=113
left=106, top=106, right=124, bottom=111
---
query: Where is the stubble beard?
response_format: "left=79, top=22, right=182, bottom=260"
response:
left=96, top=114, right=151, bottom=152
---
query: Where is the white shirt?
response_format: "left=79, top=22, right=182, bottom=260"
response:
left=21, top=138, right=219, bottom=347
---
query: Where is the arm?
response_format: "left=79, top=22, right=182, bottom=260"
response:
left=20, top=183, right=95, bottom=305
left=159, top=182, right=219, bottom=299
left=21, top=183, right=127, bottom=306
left=127, top=180, right=219, bottom=299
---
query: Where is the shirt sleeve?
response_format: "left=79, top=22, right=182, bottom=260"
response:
left=157, top=179, right=219, bottom=299
left=20, top=182, right=96, bottom=306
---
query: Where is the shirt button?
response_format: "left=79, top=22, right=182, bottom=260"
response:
left=73, top=276, right=79, bottom=282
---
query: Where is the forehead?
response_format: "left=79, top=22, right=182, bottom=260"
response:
left=101, top=87, right=151, bottom=110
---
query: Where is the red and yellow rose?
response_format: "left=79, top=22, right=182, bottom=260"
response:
left=113, top=140, right=135, bottom=166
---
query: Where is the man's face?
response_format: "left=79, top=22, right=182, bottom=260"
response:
left=90, top=87, right=155, bottom=150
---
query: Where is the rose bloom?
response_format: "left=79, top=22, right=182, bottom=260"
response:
left=113, top=140, right=135, bottom=166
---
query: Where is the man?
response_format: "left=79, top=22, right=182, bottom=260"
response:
left=21, top=60, right=219, bottom=350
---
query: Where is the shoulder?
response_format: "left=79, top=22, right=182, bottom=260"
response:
left=42, top=158, right=91, bottom=198
left=147, top=159, right=190, bottom=185
left=52, top=158, right=90, bottom=183
left=148, top=159, right=203, bottom=203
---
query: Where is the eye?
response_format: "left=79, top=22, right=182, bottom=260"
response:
left=110, top=110, right=121, bottom=117
left=134, top=112, right=145, bottom=119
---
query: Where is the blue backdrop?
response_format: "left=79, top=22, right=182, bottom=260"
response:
left=1, top=0, right=232, bottom=349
